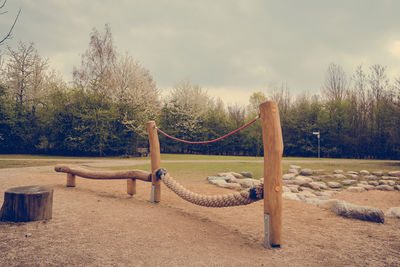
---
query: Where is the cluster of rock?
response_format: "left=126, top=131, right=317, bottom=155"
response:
left=206, top=167, right=400, bottom=223
left=281, top=166, right=400, bottom=203
left=207, top=171, right=260, bottom=190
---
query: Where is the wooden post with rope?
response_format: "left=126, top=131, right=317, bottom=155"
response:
left=260, top=101, right=283, bottom=248
left=147, top=121, right=161, bottom=203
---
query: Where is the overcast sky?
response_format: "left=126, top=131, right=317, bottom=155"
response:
left=1, top=0, right=400, bottom=105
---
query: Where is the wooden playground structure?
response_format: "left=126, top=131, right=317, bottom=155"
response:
left=55, top=101, right=283, bottom=248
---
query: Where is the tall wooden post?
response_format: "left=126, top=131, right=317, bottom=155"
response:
left=146, top=121, right=161, bottom=203
left=260, top=101, right=283, bottom=248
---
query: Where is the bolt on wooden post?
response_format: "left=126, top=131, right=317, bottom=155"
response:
left=260, top=101, right=283, bottom=248
left=146, top=121, right=161, bottom=203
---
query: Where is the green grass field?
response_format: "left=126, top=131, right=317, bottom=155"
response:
left=0, top=154, right=399, bottom=179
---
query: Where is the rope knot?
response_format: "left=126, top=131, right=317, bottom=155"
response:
left=155, top=168, right=167, bottom=180
left=249, top=183, right=264, bottom=200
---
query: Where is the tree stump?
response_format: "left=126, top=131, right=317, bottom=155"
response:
left=0, top=185, right=53, bottom=222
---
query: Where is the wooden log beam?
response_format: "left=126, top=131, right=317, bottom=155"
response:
left=54, top=164, right=152, bottom=182
left=260, top=101, right=283, bottom=248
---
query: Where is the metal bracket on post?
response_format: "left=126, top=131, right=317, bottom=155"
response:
left=150, top=185, right=157, bottom=203
left=264, top=214, right=270, bottom=248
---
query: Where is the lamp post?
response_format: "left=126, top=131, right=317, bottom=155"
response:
left=312, top=131, right=320, bottom=159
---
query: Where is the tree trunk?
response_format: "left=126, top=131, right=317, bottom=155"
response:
left=0, top=185, right=53, bottom=222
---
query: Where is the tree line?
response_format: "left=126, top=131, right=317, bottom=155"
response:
left=0, top=25, right=399, bottom=159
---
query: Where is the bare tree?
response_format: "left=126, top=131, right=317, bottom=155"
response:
left=368, top=64, right=389, bottom=102
left=324, top=63, right=348, bottom=102
left=270, top=82, right=291, bottom=116
left=247, top=91, right=267, bottom=117
left=4, top=42, right=48, bottom=109
left=0, top=0, right=21, bottom=45
left=73, top=24, right=116, bottom=96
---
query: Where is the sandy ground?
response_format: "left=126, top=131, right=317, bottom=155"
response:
left=0, top=162, right=399, bottom=266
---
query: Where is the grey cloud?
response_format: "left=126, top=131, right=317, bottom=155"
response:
left=1, top=0, right=399, bottom=97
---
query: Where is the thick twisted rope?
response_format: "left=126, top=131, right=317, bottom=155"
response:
left=155, top=168, right=264, bottom=208
left=156, top=116, right=259, bottom=144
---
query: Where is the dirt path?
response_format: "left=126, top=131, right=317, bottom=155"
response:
left=0, top=163, right=399, bottom=266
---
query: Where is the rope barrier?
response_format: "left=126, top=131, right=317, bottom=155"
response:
left=155, top=116, right=260, bottom=144
left=156, top=168, right=264, bottom=208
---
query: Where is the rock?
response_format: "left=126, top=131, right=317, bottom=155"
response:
left=333, top=169, right=344, bottom=174
left=228, top=172, right=243, bottom=179
left=317, top=195, right=332, bottom=200
left=357, top=184, right=375, bottom=191
left=228, top=177, right=239, bottom=183
left=210, top=180, right=242, bottom=190
left=395, top=185, right=400, bottom=191
left=381, top=176, right=399, bottom=181
left=376, top=185, right=394, bottom=191
left=333, top=174, right=346, bottom=179
left=359, top=181, right=368, bottom=185
left=209, top=179, right=228, bottom=186
left=288, top=168, right=299, bottom=175
left=207, top=176, right=231, bottom=182
left=259, top=178, right=264, bottom=183
left=282, top=192, right=300, bottom=201
left=347, top=174, right=359, bottom=179
left=385, top=207, right=400, bottom=219
left=347, top=186, right=365, bottom=193
left=298, top=190, right=316, bottom=199
left=292, top=176, right=313, bottom=186
left=304, top=198, right=322, bottom=205
left=236, top=178, right=259, bottom=188
left=321, top=175, right=334, bottom=179
left=368, top=181, right=379, bottom=186
left=300, top=168, right=314, bottom=176
left=300, top=186, right=314, bottom=192
left=331, top=201, right=384, bottom=223
left=342, top=179, right=357, bottom=186
left=364, top=175, right=378, bottom=180
left=388, top=171, right=400, bottom=177
left=223, top=183, right=242, bottom=190
left=328, top=182, right=341, bottom=188
left=282, top=186, right=291, bottom=193
left=372, top=171, right=384, bottom=176
left=217, top=173, right=235, bottom=179
left=240, top=171, right=253, bottom=178
left=359, top=170, right=370, bottom=176
left=287, top=185, right=299, bottom=193
left=317, top=199, right=341, bottom=209
left=314, top=181, right=328, bottom=190
left=316, top=190, right=336, bottom=198
left=305, top=182, right=322, bottom=190
left=25, top=233, right=32, bottom=238
left=311, top=176, right=322, bottom=181
left=313, top=169, right=325, bottom=175
left=379, top=180, right=396, bottom=186
left=347, top=171, right=358, bottom=175
left=282, top=173, right=297, bottom=180
left=289, top=165, right=302, bottom=171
